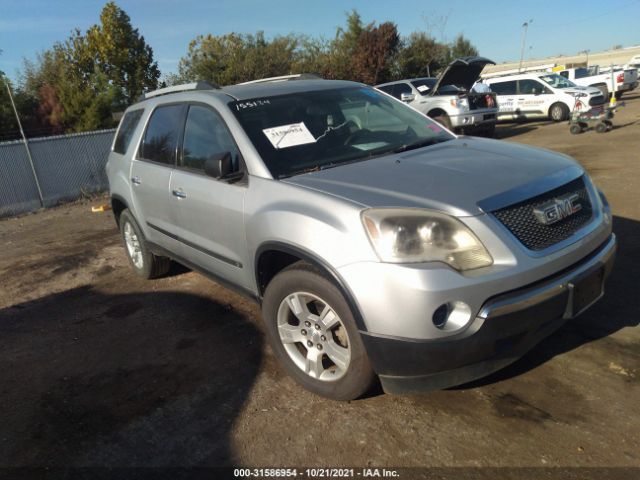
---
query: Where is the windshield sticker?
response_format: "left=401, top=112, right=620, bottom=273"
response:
left=263, top=122, right=317, bottom=149
left=416, top=85, right=430, bottom=92
left=427, top=124, right=443, bottom=133
left=235, top=99, right=271, bottom=111
left=352, top=142, right=389, bottom=151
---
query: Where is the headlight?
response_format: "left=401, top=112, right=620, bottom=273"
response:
left=450, top=98, right=469, bottom=110
left=361, top=208, right=493, bottom=271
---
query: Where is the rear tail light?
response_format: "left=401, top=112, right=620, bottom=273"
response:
left=616, top=73, right=624, bottom=83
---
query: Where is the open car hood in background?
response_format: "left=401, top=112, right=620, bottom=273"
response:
left=432, top=56, right=496, bottom=93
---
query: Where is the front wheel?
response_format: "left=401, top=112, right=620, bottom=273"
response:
left=549, top=103, right=569, bottom=122
left=569, top=124, right=583, bottom=135
left=432, top=113, right=452, bottom=131
left=262, top=262, right=375, bottom=400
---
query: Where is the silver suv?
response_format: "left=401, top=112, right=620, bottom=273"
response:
left=106, top=76, right=616, bottom=400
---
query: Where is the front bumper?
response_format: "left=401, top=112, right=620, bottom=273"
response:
left=449, top=110, right=497, bottom=128
left=360, top=234, right=616, bottom=394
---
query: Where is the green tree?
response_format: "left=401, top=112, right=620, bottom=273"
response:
left=14, top=1, right=158, bottom=134
left=447, top=34, right=479, bottom=62
left=86, top=2, right=160, bottom=103
left=175, top=31, right=299, bottom=85
left=397, top=32, right=448, bottom=78
left=324, top=10, right=365, bottom=79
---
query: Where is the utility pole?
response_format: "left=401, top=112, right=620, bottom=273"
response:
left=518, top=19, right=533, bottom=73
left=2, top=75, right=44, bottom=207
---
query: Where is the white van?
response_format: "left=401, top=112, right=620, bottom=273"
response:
left=483, top=72, right=606, bottom=121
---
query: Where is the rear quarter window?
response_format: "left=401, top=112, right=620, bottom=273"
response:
left=113, top=109, right=144, bottom=154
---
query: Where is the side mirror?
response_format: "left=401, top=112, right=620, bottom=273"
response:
left=400, top=92, right=416, bottom=102
left=204, top=151, right=232, bottom=179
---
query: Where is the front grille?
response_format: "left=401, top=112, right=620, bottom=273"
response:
left=589, top=95, right=605, bottom=106
left=492, top=176, right=593, bottom=251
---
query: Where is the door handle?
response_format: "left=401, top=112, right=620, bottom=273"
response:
left=518, top=98, right=525, bottom=100
left=131, top=176, right=141, bottom=185
left=172, top=189, right=187, bottom=199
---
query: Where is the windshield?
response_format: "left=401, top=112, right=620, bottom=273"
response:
left=411, top=78, right=436, bottom=95
left=230, top=86, right=454, bottom=178
left=539, top=74, right=577, bottom=89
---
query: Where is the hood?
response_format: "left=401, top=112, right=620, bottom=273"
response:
left=283, top=137, right=583, bottom=217
left=433, top=56, right=496, bottom=93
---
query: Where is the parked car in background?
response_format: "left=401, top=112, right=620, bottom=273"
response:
left=627, top=54, right=640, bottom=70
left=106, top=76, right=615, bottom=401
left=555, top=65, right=638, bottom=99
left=483, top=72, right=606, bottom=121
left=376, top=57, right=498, bottom=136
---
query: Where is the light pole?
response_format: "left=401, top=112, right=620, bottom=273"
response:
left=518, top=19, right=533, bottom=72
left=0, top=72, right=44, bottom=207
left=581, top=49, right=590, bottom=66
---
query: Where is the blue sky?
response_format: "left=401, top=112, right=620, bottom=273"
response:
left=1, top=0, right=639, bottom=82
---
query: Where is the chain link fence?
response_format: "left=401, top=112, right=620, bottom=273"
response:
left=0, top=129, right=116, bottom=218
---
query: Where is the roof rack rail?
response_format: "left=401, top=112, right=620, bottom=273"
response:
left=138, top=81, right=220, bottom=101
left=237, top=73, right=322, bottom=85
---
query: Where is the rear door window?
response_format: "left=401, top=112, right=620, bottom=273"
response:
left=113, top=109, right=143, bottom=154
left=138, top=104, right=186, bottom=165
left=490, top=80, right=517, bottom=95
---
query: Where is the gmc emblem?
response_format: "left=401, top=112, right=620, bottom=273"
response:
left=533, top=194, right=582, bottom=225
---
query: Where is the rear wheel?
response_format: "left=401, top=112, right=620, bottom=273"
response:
left=614, top=91, right=623, bottom=100
left=549, top=102, right=569, bottom=122
left=119, top=209, right=171, bottom=279
left=262, top=262, right=375, bottom=400
left=595, top=122, right=607, bottom=133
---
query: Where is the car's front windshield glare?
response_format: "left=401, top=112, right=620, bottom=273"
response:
left=229, top=87, right=454, bottom=178
left=540, top=74, right=577, bottom=89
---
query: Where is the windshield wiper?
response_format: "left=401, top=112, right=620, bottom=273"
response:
left=278, top=165, right=321, bottom=179
left=392, top=137, right=449, bottom=154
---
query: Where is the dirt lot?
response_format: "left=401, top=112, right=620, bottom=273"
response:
left=1, top=93, right=639, bottom=474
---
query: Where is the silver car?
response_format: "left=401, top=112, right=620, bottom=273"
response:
left=106, top=76, right=616, bottom=400
left=376, top=57, right=498, bottom=136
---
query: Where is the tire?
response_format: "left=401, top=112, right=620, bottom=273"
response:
left=432, top=113, right=452, bottom=130
left=119, top=209, right=171, bottom=279
left=569, top=124, right=582, bottom=135
left=262, top=261, right=375, bottom=401
left=595, top=122, right=607, bottom=133
left=614, top=91, right=623, bottom=100
left=549, top=102, right=569, bottom=122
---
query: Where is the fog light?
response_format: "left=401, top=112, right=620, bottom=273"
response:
left=432, top=304, right=450, bottom=328
left=432, top=301, right=472, bottom=331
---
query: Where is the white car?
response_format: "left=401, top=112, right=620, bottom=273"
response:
left=483, top=72, right=606, bottom=122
